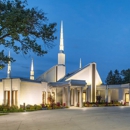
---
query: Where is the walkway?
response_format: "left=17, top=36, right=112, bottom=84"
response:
left=0, top=106, right=130, bottom=130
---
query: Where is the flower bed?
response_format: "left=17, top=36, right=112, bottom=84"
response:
left=82, top=101, right=125, bottom=107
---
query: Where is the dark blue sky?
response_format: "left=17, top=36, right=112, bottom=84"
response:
left=1, top=0, right=130, bottom=83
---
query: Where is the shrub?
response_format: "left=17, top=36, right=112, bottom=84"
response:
left=18, top=108, right=24, bottom=112
left=3, top=108, right=7, bottom=113
left=30, top=106, right=35, bottom=111
left=63, top=103, right=66, bottom=107
left=35, top=105, right=42, bottom=110
left=26, top=104, right=31, bottom=110
left=56, top=102, right=60, bottom=107
left=9, top=106, right=19, bottom=112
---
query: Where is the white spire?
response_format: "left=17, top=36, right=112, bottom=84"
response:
left=7, top=51, right=11, bottom=78
left=30, top=58, right=34, bottom=80
left=31, top=58, right=34, bottom=71
left=59, top=21, right=64, bottom=52
left=79, top=58, right=82, bottom=69
left=58, top=21, right=65, bottom=65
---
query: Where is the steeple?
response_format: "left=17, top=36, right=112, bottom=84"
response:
left=58, top=21, right=65, bottom=65
left=7, top=51, right=11, bottom=78
left=59, top=21, right=64, bottom=52
left=30, top=58, right=34, bottom=80
left=79, top=58, right=82, bottom=69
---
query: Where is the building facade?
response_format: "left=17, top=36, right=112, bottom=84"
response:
left=0, top=21, right=130, bottom=107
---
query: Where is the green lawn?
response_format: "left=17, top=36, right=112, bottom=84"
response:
left=0, top=113, right=7, bottom=116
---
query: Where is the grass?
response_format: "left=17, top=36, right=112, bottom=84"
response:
left=0, top=113, right=7, bottom=116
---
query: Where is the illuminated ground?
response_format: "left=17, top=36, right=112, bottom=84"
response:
left=0, top=106, right=130, bottom=130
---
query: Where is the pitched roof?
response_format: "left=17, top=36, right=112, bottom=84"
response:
left=58, top=64, right=90, bottom=82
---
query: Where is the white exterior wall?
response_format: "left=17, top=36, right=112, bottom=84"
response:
left=36, top=66, right=57, bottom=82
left=66, top=63, right=102, bottom=85
left=2, top=79, right=21, bottom=91
left=57, top=65, right=65, bottom=81
left=87, top=86, right=91, bottom=102
left=100, top=90, right=105, bottom=101
left=95, top=70, right=102, bottom=85
left=66, top=65, right=91, bottom=84
left=0, top=81, right=3, bottom=105
left=20, top=81, right=47, bottom=106
left=1, top=78, right=21, bottom=106
left=111, top=89, right=118, bottom=101
left=58, top=53, right=65, bottom=65
left=3, top=79, right=12, bottom=90
left=56, top=88, right=62, bottom=103
left=119, top=88, right=124, bottom=101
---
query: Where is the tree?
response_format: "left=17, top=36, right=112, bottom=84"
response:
left=105, top=70, right=122, bottom=85
left=113, top=69, right=122, bottom=84
left=105, top=70, right=114, bottom=85
left=121, top=69, right=130, bottom=83
left=0, top=0, right=57, bottom=69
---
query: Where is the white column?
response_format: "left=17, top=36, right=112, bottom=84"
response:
left=6, top=91, right=8, bottom=105
left=55, top=88, right=57, bottom=103
left=5, top=91, right=7, bottom=105
left=79, top=87, right=83, bottom=107
left=129, top=85, right=130, bottom=106
left=67, top=86, right=70, bottom=107
left=71, top=89, right=74, bottom=105
left=62, top=87, right=66, bottom=105
left=74, top=88, right=77, bottom=106
left=108, top=89, right=111, bottom=103
left=9, top=90, right=12, bottom=106
left=12, top=91, right=16, bottom=105
left=46, top=91, right=48, bottom=104
left=86, top=88, right=88, bottom=102
left=17, top=89, right=20, bottom=108
left=105, top=86, right=108, bottom=102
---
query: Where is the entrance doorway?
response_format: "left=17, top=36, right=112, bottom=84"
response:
left=125, top=93, right=129, bottom=103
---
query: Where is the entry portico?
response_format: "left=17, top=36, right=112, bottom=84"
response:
left=48, top=80, right=87, bottom=107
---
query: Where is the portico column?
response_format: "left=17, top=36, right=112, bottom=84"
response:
left=62, top=87, right=66, bottom=106
left=79, top=87, right=83, bottom=107
left=74, top=88, right=77, bottom=106
left=6, top=91, right=8, bottom=105
left=55, top=88, right=57, bottom=103
left=10, top=90, right=12, bottom=106
left=105, top=85, right=108, bottom=102
left=108, top=89, right=111, bottom=103
left=5, top=91, right=8, bottom=105
left=86, top=88, right=88, bottom=102
left=13, top=91, right=16, bottom=105
left=71, top=89, right=74, bottom=105
left=67, top=86, right=70, bottom=107
left=46, top=91, right=48, bottom=104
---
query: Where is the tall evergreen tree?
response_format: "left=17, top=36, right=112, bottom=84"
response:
left=105, top=70, right=114, bottom=85
left=121, top=69, right=130, bottom=83
left=105, top=70, right=122, bottom=85
left=113, top=69, right=122, bottom=84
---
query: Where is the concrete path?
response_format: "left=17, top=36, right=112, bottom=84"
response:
left=0, top=106, right=130, bottom=130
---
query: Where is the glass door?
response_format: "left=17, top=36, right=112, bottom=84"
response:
left=125, top=93, right=129, bottom=103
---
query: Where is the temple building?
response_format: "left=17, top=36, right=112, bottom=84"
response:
left=0, top=21, right=130, bottom=107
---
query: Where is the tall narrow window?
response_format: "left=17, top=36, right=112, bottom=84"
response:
left=125, top=93, right=129, bottom=103
left=83, top=92, right=86, bottom=102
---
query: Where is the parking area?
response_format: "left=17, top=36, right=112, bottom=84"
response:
left=0, top=106, right=130, bottom=130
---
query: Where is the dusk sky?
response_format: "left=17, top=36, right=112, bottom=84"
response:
left=1, top=0, right=130, bottom=83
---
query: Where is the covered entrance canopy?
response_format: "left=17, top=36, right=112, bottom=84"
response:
left=48, top=80, right=87, bottom=107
